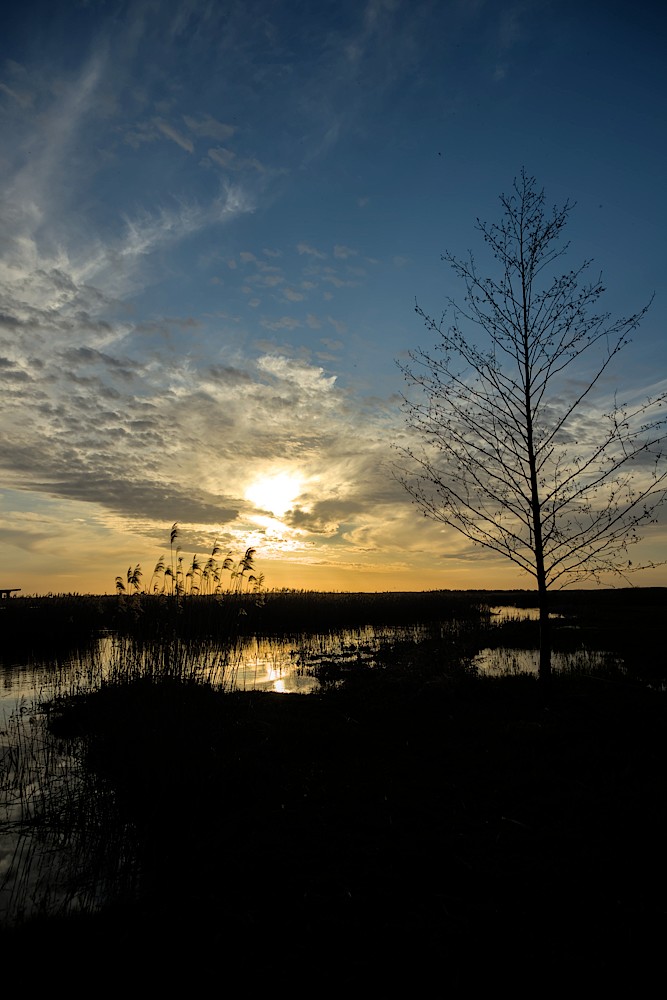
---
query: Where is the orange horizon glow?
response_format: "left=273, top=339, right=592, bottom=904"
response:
left=9, top=550, right=667, bottom=598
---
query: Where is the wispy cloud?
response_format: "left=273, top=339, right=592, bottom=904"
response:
left=0, top=79, right=33, bottom=109
left=155, top=119, right=194, bottom=152
left=2, top=0, right=660, bottom=593
left=297, top=242, right=326, bottom=258
left=208, top=146, right=236, bottom=168
left=2, top=52, right=106, bottom=234
left=260, top=316, right=302, bottom=331
left=206, top=146, right=266, bottom=174
left=183, top=114, right=236, bottom=141
left=118, top=188, right=250, bottom=259
left=493, top=1, right=529, bottom=80
left=327, top=316, right=347, bottom=335
left=334, top=244, right=359, bottom=259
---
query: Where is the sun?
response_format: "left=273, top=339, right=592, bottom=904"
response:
left=245, top=472, right=302, bottom=517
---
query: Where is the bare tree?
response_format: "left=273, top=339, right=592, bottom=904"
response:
left=397, top=171, right=667, bottom=684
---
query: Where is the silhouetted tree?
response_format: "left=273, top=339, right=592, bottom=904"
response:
left=397, top=170, right=667, bottom=685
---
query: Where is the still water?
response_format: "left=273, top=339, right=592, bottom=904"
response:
left=0, top=621, right=448, bottom=923
left=0, top=617, right=469, bottom=727
left=1, top=607, right=620, bottom=925
left=0, top=606, right=574, bottom=724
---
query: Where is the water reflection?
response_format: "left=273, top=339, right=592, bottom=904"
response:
left=230, top=636, right=318, bottom=694
left=0, top=610, right=609, bottom=723
left=0, top=622, right=451, bottom=924
left=473, top=646, right=623, bottom=677
left=1, top=607, right=626, bottom=925
left=487, top=606, right=565, bottom=622
left=190, top=624, right=454, bottom=694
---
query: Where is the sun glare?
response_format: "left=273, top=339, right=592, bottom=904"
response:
left=245, top=472, right=302, bottom=517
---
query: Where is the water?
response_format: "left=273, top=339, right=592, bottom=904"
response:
left=0, top=622, right=456, bottom=924
left=1, top=623, right=449, bottom=722
left=231, top=623, right=451, bottom=692
left=0, top=607, right=569, bottom=724
left=1, top=606, right=621, bottom=925
left=473, top=646, right=623, bottom=677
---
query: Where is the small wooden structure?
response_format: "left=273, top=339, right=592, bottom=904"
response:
left=0, top=588, right=21, bottom=602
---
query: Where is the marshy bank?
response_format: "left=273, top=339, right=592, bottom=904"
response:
left=1, top=589, right=665, bottom=986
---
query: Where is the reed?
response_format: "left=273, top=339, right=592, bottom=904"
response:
left=0, top=580, right=665, bottom=936
left=1, top=693, right=138, bottom=925
left=116, top=523, right=263, bottom=598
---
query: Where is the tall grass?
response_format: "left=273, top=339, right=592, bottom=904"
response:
left=116, top=524, right=264, bottom=597
left=1, top=531, right=266, bottom=926
left=2, top=582, right=665, bottom=931
left=1, top=693, right=139, bottom=925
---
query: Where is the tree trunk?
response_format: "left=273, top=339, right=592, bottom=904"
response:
left=519, top=230, right=551, bottom=693
left=537, top=576, right=551, bottom=690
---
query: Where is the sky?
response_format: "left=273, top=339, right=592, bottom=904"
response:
left=1, top=0, right=666, bottom=595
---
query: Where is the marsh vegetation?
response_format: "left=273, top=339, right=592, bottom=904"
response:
left=0, top=585, right=665, bottom=986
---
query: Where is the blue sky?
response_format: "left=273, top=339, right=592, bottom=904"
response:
left=1, top=0, right=666, bottom=593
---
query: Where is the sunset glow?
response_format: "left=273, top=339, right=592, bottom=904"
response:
left=246, top=473, right=304, bottom=518
left=0, top=2, right=666, bottom=594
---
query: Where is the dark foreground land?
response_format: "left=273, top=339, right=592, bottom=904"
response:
left=2, top=656, right=665, bottom=990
